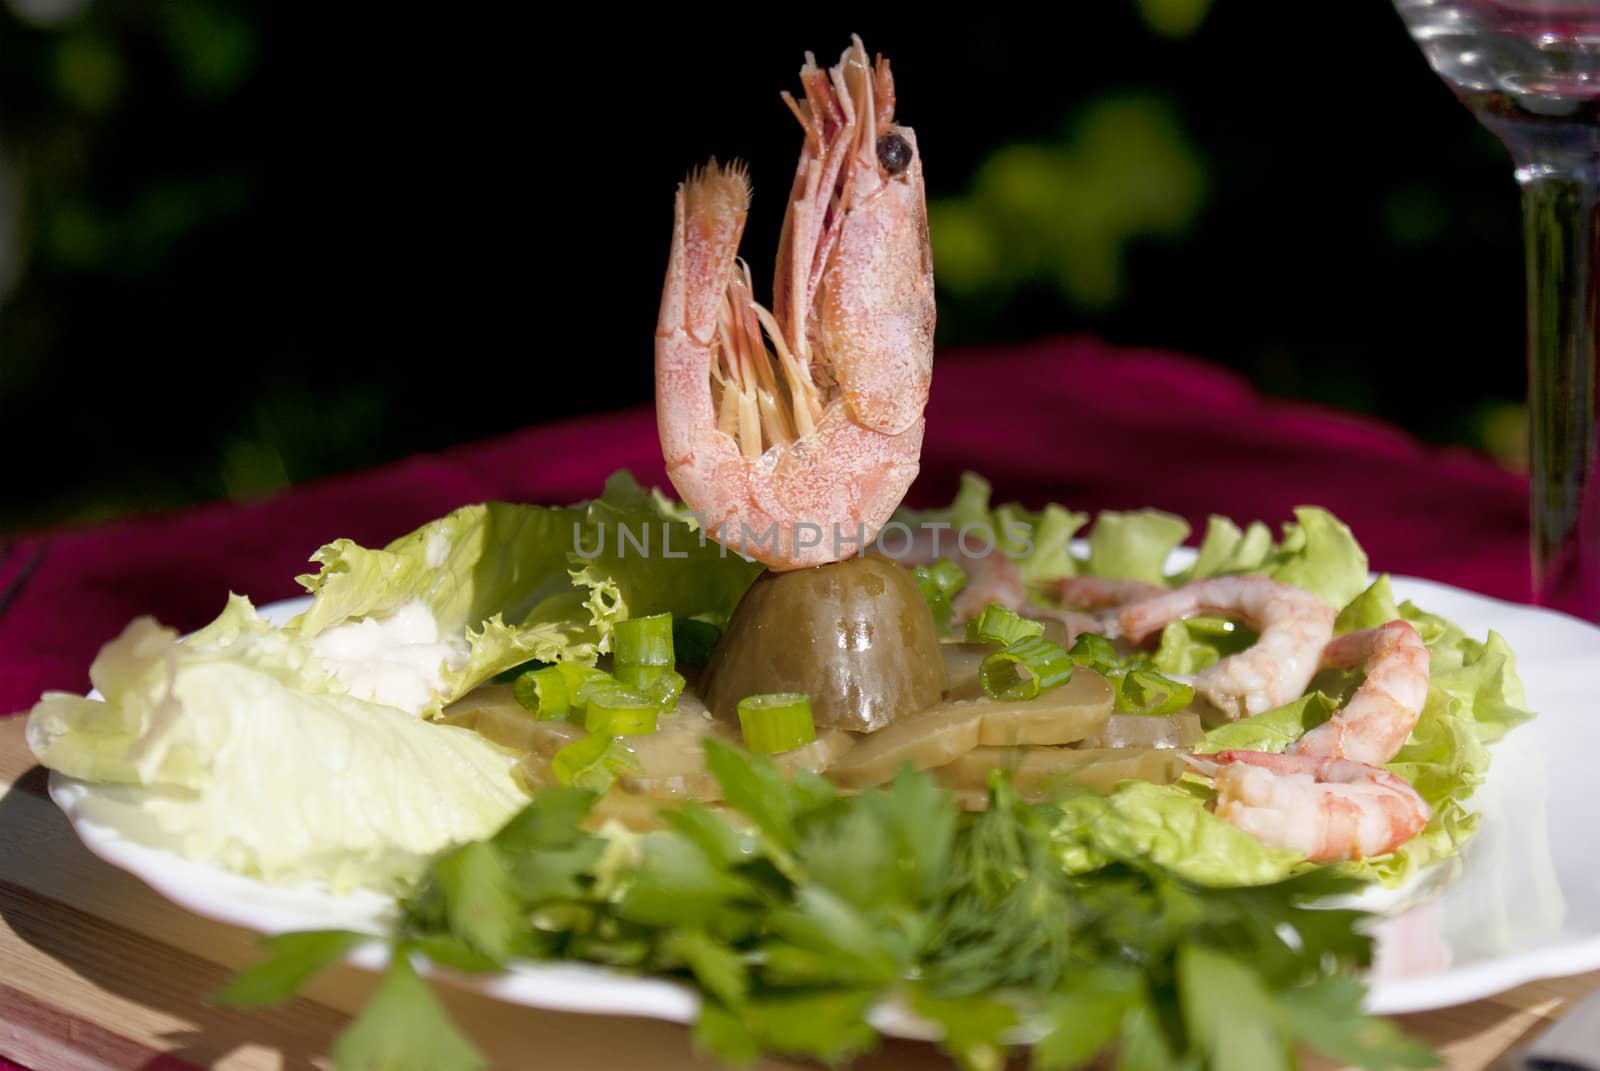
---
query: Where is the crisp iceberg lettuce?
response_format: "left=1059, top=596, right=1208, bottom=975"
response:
left=27, top=472, right=763, bottom=890
left=28, top=597, right=528, bottom=891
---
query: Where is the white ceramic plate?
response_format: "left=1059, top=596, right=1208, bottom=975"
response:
left=45, top=575, right=1600, bottom=1031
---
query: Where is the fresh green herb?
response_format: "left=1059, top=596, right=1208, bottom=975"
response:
left=221, top=749, right=1433, bottom=1070
left=214, top=929, right=370, bottom=1007
left=331, top=951, right=487, bottom=1071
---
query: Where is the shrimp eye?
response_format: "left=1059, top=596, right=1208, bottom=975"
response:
left=876, top=133, right=912, bottom=176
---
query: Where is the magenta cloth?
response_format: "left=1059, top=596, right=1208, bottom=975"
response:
left=0, top=336, right=1529, bottom=719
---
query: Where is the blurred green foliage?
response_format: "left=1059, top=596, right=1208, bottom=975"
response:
left=0, top=3, right=1530, bottom=534
left=931, top=95, right=1207, bottom=311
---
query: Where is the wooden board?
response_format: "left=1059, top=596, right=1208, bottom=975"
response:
left=0, top=716, right=1593, bottom=1070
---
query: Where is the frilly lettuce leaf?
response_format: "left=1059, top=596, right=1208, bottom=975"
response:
left=1180, top=575, right=1534, bottom=885
left=290, top=472, right=762, bottom=712
left=1051, top=782, right=1301, bottom=887
left=909, top=479, right=1529, bottom=889
left=1082, top=511, right=1191, bottom=584
left=1261, top=508, right=1369, bottom=609
left=27, top=596, right=526, bottom=891
left=901, top=476, right=1363, bottom=610
left=1176, top=515, right=1274, bottom=584
left=895, top=472, right=1088, bottom=586
left=568, top=473, right=763, bottom=649
left=1332, top=576, right=1532, bottom=884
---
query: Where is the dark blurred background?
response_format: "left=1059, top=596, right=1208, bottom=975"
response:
left=0, top=1, right=1526, bottom=535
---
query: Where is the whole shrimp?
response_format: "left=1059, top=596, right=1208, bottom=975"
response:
left=1200, top=750, right=1430, bottom=862
left=656, top=36, right=934, bottom=570
left=1118, top=575, right=1335, bottom=720
left=1294, top=619, right=1430, bottom=766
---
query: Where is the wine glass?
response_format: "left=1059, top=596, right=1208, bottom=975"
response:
left=1395, top=0, right=1600, bottom=620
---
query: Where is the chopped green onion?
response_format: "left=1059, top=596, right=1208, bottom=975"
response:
left=614, top=613, right=674, bottom=668
left=1066, top=634, right=1193, bottom=715
left=557, top=663, right=618, bottom=714
left=616, top=664, right=686, bottom=711
left=671, top=618, right=722, bottom=669
left=965, top=603, right=1046, bottom=646
left=1116, top=669, right=1195, bottom=716
left=1066, top=633, right=1119, bottom=671
left=513, top=665, right=572, bottom=720
left=551, top=733, right=637, bottom=791
left=584, top=687, right=660, bottom=735
left=736, top=693, right=816, bottom=753
left=924, top=558, right=967, bottom=598
left=979, top=636, right=1074, bottom=701
left=911, top=559, right=967, bottom=637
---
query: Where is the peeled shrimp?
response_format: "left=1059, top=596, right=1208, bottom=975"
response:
left=1294, top=619, right=1430, bottom=766
left=656, top=37, right=935, bottom=570
left=1117, top=576, right=1335, bottom=720
left=1203, top=749, right=1430, bottom=862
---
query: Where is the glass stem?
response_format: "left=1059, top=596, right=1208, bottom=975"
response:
left=1514, top=157, right=1600, bottom=616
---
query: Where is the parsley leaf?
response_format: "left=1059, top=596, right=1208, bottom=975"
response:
left=1277, top=975, right=1439, bottom=1069
left=221, top=742, right=1437, bottom=1071
left=330, top=952, right=485, bottom=1071
left=213, top=929, right=370, bottom=1008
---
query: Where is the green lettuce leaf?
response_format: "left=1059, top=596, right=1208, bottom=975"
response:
left=1081, top=510, right=1191, bottom=584
left=1051, top=782, right=1302, bottom=887
left=895, top=471, right=1089, bottom=587
left=567, top=472, right=763, bottom=651
left=292, top=500, right=593, bottom=709
left=1336, top=578, right=1532, bottom=884
left=1262, top=507, right=1369, bottom=609
left=1176, top=515, right=1274, bottom=584
left=1196, top=693, right=1340, bottom=755
left=290, top=472, right=761, bottom=714
left=27, top=597, right=527, bottom=891
left=1182, top=575, right=1536, bottom=886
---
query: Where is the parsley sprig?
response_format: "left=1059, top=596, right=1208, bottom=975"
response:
left=218, top=743, right=1436, bottom=1071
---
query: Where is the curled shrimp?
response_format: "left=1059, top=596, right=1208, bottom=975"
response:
left=1117, top=576, right=1336, bottom=720
left=1199, top=750, right=1430, bottom=862
left=1294, top=619, right=1430, bottom=766
left=656, top=36, right=934, bottom=570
